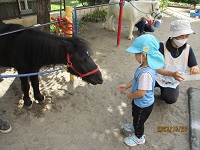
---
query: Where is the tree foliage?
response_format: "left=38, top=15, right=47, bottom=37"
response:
left=78, top=0, right=199, bottom=6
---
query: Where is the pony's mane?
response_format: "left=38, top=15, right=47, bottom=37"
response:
left=12, top=27, right=91, bottom=66
left=63, top=34, right=92, bottom=55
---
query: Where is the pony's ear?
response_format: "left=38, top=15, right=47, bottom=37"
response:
left=61, top=39, right=75, bottom=53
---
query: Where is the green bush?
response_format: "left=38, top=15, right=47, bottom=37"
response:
left=50, top=19, right=86, bottom=34
left=79, top=0, right=109, bottom=6
left=77, top=19, right=86, bottom=33
left=169, top=0, right=199, bottom=5
left=81, top=8, right=107, bottom=22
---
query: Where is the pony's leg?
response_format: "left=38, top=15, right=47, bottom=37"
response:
left=128, top=21, right=135, bottom=40
left=29, top=75, right=44, bottom=103
left=106, top=15, right=113, bottom=31
left=103, top=14, right=110, bottom=29
left=19, top=77, right=32, bottom=107
left=104, top=15, right=114, bottom=31
left=103, top=6, right=113, bottom=30
left=110, top=16, right=116, bottom=31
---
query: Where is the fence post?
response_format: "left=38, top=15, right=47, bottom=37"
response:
left=16, top=0, right=21, bottom=18
left=65, top=6, right=74, bottom=81
left=117, top=0, right=124, bottom=47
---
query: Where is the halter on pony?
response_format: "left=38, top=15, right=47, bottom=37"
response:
left=128, top=1, right=162, bottom=19
left=52, top=17, right=100, bottom=78
left=66, top=54, right=99, bottom=78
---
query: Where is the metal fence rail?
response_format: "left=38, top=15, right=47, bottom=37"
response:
left=0, top=0, right=64, bottom=20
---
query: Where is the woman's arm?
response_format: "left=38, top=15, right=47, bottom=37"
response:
left=188, top=47, right=200, bottom=74
left=156, top=69, right=185, bottom=81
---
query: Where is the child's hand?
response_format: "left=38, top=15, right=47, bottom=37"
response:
left=172, top=71, right=185, bottom=81
left=118, top=85, right=126, bottom=93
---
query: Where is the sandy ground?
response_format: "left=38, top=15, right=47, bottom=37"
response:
left=1, top=7, right=200, bottom=150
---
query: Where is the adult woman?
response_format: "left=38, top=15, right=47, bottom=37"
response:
left=156, top=20, right=200, bottom=104
left=135, top=15, right=155, bottom=36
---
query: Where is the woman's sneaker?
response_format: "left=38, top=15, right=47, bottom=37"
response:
left=0, top=118, right=12, bottom=133
left=123, top=123, right=134, bottom=132
left=124, top=134, right=145, bottom=146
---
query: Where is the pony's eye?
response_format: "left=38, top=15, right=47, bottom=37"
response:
left=86, top=51, right=90, bottom=56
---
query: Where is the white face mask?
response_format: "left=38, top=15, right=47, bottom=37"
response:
left=173, top=38, right=188, bottom=48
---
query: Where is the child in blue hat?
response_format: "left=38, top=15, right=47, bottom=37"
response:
left=118, top=34, right=164, bottom=147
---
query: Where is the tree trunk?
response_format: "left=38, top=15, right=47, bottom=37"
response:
left=36, top=0, right=50, bottom=32
left=90, top=0, right=96, bottom=5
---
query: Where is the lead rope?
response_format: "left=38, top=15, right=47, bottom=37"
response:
left=129, top=1, right=153, bottom=15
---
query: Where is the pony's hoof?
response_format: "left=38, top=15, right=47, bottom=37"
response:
left=35, top=95, right=45, bottom=104
left=128, top=36, right=134, bottom=40
left=111, top=28, right=115, bottom=32
left=25, top=103, right=33, bottom=110
left=38, top=99, right=45, bottom=104
left=103, top=23, right=106, bottom=29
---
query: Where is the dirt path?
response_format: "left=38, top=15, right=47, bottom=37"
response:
left=0, top=7, right=200, bottom=150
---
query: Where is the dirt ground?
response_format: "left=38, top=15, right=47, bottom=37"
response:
left=1, top=7, right=200, bottom=150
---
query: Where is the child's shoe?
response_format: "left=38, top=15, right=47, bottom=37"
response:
left=123, top=123, right=134, bottom=132
left=124, top=133, right=145, bottom=146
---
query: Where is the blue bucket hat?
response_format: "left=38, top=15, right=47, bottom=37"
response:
left=126, top=34, right=164, bottom=70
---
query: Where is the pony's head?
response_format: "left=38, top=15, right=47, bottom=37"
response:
left=62, top=36, right=103, bottom=85
left=151, top=1, right=162, bottom=20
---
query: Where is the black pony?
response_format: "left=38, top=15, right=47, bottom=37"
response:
left=0, top=21, right=103, bottom=108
